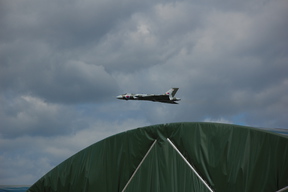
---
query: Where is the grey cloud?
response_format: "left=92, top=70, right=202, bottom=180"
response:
left=0, top=55, right=118, bottom=104
left=0, top=96, right=78, bottom=138
left=0, top=118, right=148, bottom=184
left=0, top=0, right=155, bottom=104
left=1, top=0, right=288, bottom=185
left=1, top=0, right=149, bottom=45
left=28, top=60, right=118, bottom=104
left=110, top=0, right=288, bottom=128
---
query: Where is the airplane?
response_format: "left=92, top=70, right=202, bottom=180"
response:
left=116, top=88, right=181, bottom=104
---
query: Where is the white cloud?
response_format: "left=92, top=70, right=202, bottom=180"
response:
left=204, top=117, right=233, bottom=124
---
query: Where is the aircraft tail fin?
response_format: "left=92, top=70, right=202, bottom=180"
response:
left=165, top=88, right=179, bottom=97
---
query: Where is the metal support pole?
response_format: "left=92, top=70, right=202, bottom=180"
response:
left=122, top=139, right=157, bottom=192
left=276, top=186, right=288, bottom=192
left=167, top=138, right=214, bottom=192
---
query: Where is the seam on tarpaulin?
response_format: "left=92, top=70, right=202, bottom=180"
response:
left=121, top=139, right=157, bottom=192
left=167, top=138, right=214, bottom=192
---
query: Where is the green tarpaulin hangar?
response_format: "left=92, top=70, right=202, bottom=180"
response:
left=27, top=122, right=288, bottom=192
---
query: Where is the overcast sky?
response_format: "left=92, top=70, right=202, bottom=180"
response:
left=1, top=0, right=288, bottom=185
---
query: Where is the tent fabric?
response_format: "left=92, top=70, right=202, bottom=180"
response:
left=27, top=122, right=288, bottom=192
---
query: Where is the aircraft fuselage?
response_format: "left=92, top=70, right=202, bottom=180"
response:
left=116, top=88, right=181, bottom=104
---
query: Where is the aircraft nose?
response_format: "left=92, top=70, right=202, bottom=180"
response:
left=116, top=95, right=123, bottom=99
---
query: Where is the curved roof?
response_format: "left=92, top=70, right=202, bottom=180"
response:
left=28, top=122, right=288, bottom=192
